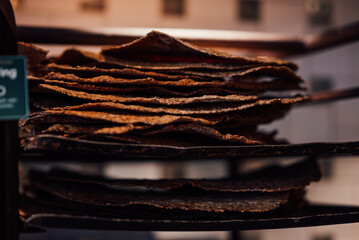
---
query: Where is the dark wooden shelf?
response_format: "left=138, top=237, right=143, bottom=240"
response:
left=20, top=135, right=359, bottom=161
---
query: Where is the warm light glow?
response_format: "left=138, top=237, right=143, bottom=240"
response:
left=10, top=0, right=19, bottom=9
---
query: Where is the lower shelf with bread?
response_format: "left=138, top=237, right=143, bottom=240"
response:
left=19, top=155, right=359, bottom=232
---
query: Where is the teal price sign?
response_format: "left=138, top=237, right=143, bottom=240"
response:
left=0, top=56, right=29, bottom=120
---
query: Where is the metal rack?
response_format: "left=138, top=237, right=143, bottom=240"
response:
left=2, top=2, right=359, bottom=238
left=1, top=1, right=20, bottom=239
left=17, top=138, right=359, bottom=236
left=19, top=205, right=359, bottom=232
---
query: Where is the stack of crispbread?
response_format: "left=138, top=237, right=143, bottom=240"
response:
left=18, top=31, right=319, bottom=220
left=21, top=157, right=320, bottom=220
left=19, top=31, right=307, bottom=147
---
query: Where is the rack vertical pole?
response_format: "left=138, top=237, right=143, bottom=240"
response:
left=227, top=158, right=243, bottom=240
left=1, top=0, right=20, bottom=239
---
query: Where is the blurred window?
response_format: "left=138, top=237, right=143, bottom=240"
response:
left=305, top=0, right=332, bottom=26
left=238, top=0, right=261, bottom=22
left=163, top=0, right=185, bottom=16
left=310, top=76, right=333, bottom=92
left=80, top=0, right=105, bottom=12
left=312, top=235, right=333, bottom=240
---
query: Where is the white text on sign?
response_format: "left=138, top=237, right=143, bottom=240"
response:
left=0, top=67, right=17, bottom=80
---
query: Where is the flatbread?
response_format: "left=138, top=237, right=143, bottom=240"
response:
left=160, top=66, right=304, bottom=83
left=41, top=72, right=303, bottom=91
left=35, top=123, right=267, bottom=144
left=35, top=84, right=258, bottom=105
left=18, top=42, right=48, bottom=66
left=40, top=123, right=148, bottom=136
left=20, top=114, right=105, bottom=126
left=28, top=77, right=253, bottom=97
left=27, top=178, right=290, bottom=213
left=54, top=48, right=105, bottom=66
left=54, top=48, right=259, bottom=71
left=140, top=123, right=261, bottom=144
left=22, top=102, right=294, bottom=128
left=28, top=158, right=320, bottom=193
left=29, top=94, right=87, bottom=110
left=46, top=62, right=208, bottom=81
left=48, top=97, right=306, bottom=115
left=21, top=110, right=218, bottom=126
left=48, top=58, right=302, bottom=84
left=101, top=30, right=298, bottom=70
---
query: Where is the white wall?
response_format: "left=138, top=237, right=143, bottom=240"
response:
left=13, top=0, right=359, bottom=32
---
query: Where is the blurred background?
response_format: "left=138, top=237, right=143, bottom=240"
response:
left=13, top=0, right=359, bottom=239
